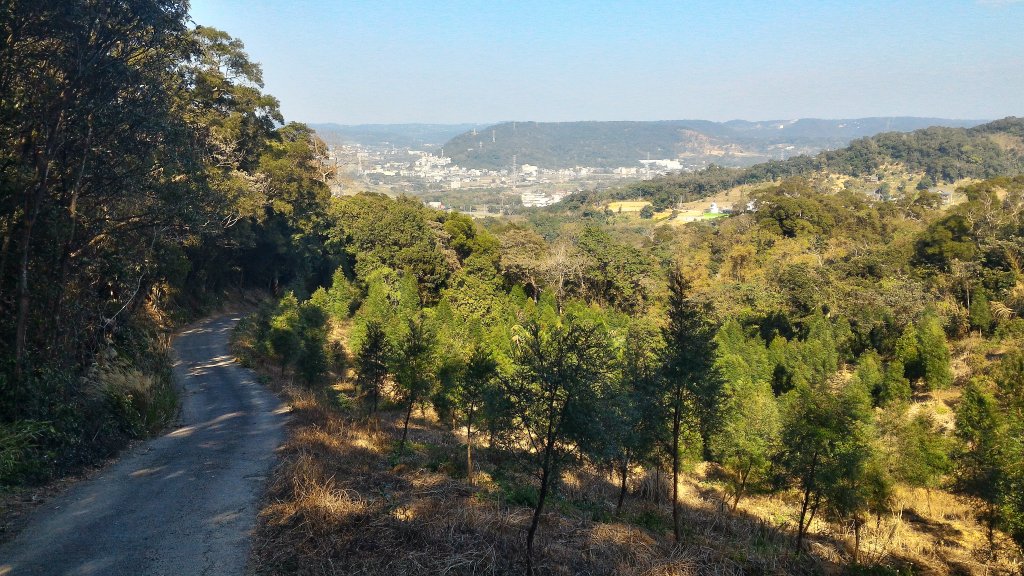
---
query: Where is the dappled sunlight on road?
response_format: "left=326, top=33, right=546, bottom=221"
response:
left=187, top=354, right=239, bottom=377
left=0, top=314, right=286, bottom=575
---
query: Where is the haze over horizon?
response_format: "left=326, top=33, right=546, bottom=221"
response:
left=191, top=1, right=1024, bottom=125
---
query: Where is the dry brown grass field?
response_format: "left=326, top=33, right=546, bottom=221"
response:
left=236, top=334, right=1022, bottom=576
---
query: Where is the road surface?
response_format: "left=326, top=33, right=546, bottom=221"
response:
left=0, top=315, right=285, bottom=575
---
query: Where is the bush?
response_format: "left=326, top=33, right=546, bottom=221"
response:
left=0, top=421, right=56, bottom=485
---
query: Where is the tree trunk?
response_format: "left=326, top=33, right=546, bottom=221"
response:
left=671, top=395, right=682, bottom=542
left=14, top=113, right=60, bottom=380
left=733, top=465, right=751, bottom=512
left=14, top=218, right=35, bottom=379
left=797, top=483, right=812, bottom=552
left=526, top=435, right=555, bottom=576
left=795, top=452, right=819, bottom=553
left=0, top=221, right=11, bottom=299
left=853, top=519, right=861, bottom=564
left=466, top=407, right=475, bottom=486
left=399, top=395, right=415, bottom=453
left=616, top=459, right=629, bottom=514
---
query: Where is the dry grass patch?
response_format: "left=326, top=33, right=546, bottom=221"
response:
left=241, top=360, right=1021, bottom=576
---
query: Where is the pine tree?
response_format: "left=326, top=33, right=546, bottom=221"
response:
left=711, top=377, right=780, bottom=510
left=395, top=314, right=435, bottom=453
left=955, top=380, right=1005, bottom=555
left=454, top=346, right=498, bottom=485
left=917, top=314, right=953, bottom=390
left=355, top=321, right=391, bottom=415
left=508, top=314, right=611, bottom=575
left=658, top=268, right=719, bottom=541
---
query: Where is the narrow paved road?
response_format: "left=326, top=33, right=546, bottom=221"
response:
left=0, top=315, right=285, bottom=576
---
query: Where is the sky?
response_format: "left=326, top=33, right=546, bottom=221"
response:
left=188, top=0, right=1024, bottom=125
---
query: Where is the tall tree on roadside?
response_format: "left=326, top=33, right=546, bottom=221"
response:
left=658, top=268, right=719, bottom=541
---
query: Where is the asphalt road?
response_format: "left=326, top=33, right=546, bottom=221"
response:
left=0, top=315, right=286, bottom=576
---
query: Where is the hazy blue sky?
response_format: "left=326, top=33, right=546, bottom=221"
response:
left=189, top=0, right=1024, bottom=124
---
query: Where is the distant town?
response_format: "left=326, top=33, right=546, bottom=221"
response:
left=326, top=143, right=703, bottom=214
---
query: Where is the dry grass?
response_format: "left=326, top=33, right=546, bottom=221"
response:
left=243, top=367, right=1022, bottom=576
left=608, top=201, right=653, bottom=213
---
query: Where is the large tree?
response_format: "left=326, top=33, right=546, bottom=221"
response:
left=507, top=313, right=611, bottom=575
left=658, top=268, right=720, bottom=541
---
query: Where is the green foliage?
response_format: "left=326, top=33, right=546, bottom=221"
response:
left=506, top=310, right=614, bottom=570
left=355, top=322, right=391, bottom=415
left=892, top=413, right=951, bottom=491
left=879, top=360, right=912, bottom=406
left=777, top=376, right=880, bottom=548
left=917, top=315, right=953, bottom=390
left=954, top=380, right=1006, bottom=548
left=894, top=316, right=952, bottom=391
left=711, top=377, right=781, bottom=509
left=969, top=289, right=994, bottom=334
left=395, top=314, right=436, bottom=451
left=914, top=214, right=978, bottom=270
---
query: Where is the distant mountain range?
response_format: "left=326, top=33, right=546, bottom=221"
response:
left=439, top=118, right=987, bottom=170
left=309, top=123, right=487, bottom=149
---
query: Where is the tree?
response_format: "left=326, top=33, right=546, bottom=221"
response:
left=507, top=314, right=611, bottom=575
left=892, top=413, right=951, bottom=513
left=917, top=315, right=953, bottom=390
left=777, top=376, right=876, bottom=552
left=607, top=319, right=663, bottom=513
left=269, top=293, right=301, bottom=375
left=639, top=204, right=655, bottom=219
left=711, top=377, right=781, bottom=510
left=355, top=321, right=391, bottom=415
left=969, top=288, right=994, bottom=334
left=395, top=314, right=435, bottom=453
left=954, top=380, right=1006, bottom=556
left=895, top=316, right=952, bottom=392
left=453, top=346, right=499, bottom=485
left=658, top=268, right=719, bottom=541
left=295, top=302, right=329, bottom=387
left=879, top=359, right=912, bottom=406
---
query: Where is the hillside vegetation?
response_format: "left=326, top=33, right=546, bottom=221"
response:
left=442, top=118, right=983, bottom=170
left=237, top=169, right=1024, bottom=574
left=588, top=118, right=1024, bottom=211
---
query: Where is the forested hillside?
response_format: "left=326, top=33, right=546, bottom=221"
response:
left=236, top=173, right=1024, bottom=574
left=442, top=118, right=983, bottom=170
left=0, top=2, right=337, bottom=485
left=603, top=118, right=1024, bottom=210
